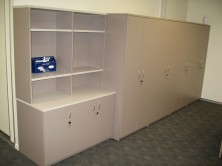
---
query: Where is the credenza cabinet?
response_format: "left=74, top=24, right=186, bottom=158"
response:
left=104, top=14, right=209, bottom=139
left=17, top=94, right=115, bottom=166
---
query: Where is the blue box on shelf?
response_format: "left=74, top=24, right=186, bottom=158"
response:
left=32, top=56, right=56, bottom=73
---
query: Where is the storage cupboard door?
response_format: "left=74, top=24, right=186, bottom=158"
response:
left=191, top=25, right=209, bottom=99
left=93, top=94, right=115, bottom=144
left=144, top=18, right=180, bottom=123
left=70, top=100, right=95, bottom=154
left=177, top=23, right=199, bottom=106
left=141, top=18, right=158, bottom=125
left=161, top=21, right=181, bottom=113
left=121, top=16, right=145, bottom=137
left=44, top=106, right=72, bottom=165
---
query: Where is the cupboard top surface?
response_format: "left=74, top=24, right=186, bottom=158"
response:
left=106, top=14, right=210, bottom=27
left=14, top=6, right=107, bottom=15
left=18, top=88, right=116, bottom=112
left=14, top=6, right=210, bottom=28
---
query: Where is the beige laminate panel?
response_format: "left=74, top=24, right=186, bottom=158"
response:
left=56, top=76, right=72, bottom=95
left=144, top=18, right=180, bottom=123
left=56, top=32, right=73, bottom=73
left=121, top=16, right=145, bottom=137
left=44, top=106, right=72, bottom=165
left=103, top=14, right=128, bottom=139
left=141, top=18, right=158, bottom=124
left=157, top=20, right=181, bottom=114
left=14, top=8, right=32, bottom=103
left=73, top=13, right=105, bottom=31
left=17, top=100, right=44, bottom=166
left=70, top=100, right=95, bottom=154
left=191, top=25, right=210, bottom=99
left=31, top=31, right=56, bottom=57
left=56, top=11, right=73, bottom=29
left=32, top=78, right=56, bottom=96
left=93, top=94, right=115, bottom=143
left=72, top=72, right=102, bottom=89
left=70, top=94, right=115, bottom=154
left=31, top=8, right=57, bottom=29
left=73, top=32, right=104, bottom=69
left=44, top=94, right=115, bottom=165
left=177, top=22, right=200, bottom=106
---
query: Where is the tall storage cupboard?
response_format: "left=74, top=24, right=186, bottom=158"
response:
left=104, top=15, right=149, bottom=139
left=104, top=14, right=209, bottom=140
left=14, top=7, right=116, bottom=166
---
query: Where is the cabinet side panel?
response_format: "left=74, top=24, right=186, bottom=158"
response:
left=17, top=100, right=44, bottom=165
left=104, top=14, right=127, bottom=140
left=14, top=8, right=32, bottom=103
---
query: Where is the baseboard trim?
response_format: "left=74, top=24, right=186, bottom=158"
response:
left=15, top=143, right=19, bottom=150
left=200, top=98, right=222, bottom=105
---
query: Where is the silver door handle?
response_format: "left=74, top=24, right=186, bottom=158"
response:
left=184, top=62, right=189, bottom=71
left=138, top=70, right=141, bottom=79
left=167, top=65, right=170, bottom=72
left=141, top=70, right=145, bottom=79
left=164, top=66, right=168, bottom=74
left=199, top=59, right=203, bottom=69
left=98, top=101, right=101, bottom=110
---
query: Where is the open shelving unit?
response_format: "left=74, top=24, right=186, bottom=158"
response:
left=14, top=7, right=112, bottom=109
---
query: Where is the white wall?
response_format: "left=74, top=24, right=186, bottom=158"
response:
left=13, top=0, right=161, bottom=17
left=165, top=0, right=188, bottom=21
left=187, top=0, right=222, bottom=103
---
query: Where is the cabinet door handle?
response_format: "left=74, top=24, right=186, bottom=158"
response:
left=164, top=66, right=168, bottom=74
left=98, top=101, right=101, bottom=110
left=167, top=65, right=170, bottom=72
left=93, top=104, right=96, bottom=111
left=69, top=112, right=71, bottom=119
left=138, top=70, right=141, bottom=79
left=141, top=70, right=145, bottom=79
left=184, top=62, right=188, bottom=71
left=199, top=59, right=203, bottom=69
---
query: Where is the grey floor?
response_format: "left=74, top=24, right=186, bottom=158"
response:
left=1, top=100, right=222, bottom=166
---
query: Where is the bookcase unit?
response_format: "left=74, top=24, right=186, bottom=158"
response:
left=14, top=7, right=115, bottom=166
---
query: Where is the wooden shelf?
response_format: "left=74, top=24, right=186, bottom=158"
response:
left=31, top=28, right=73, bottom=32
left=31, top=29, right=104, bottom=33
left=72, top=66, right=103, bottom=75
left=32, top=87, right=115, bottom=111
left=32, top=69, right=71, bottom=81
left=73, top=30, right=105, bottom=33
